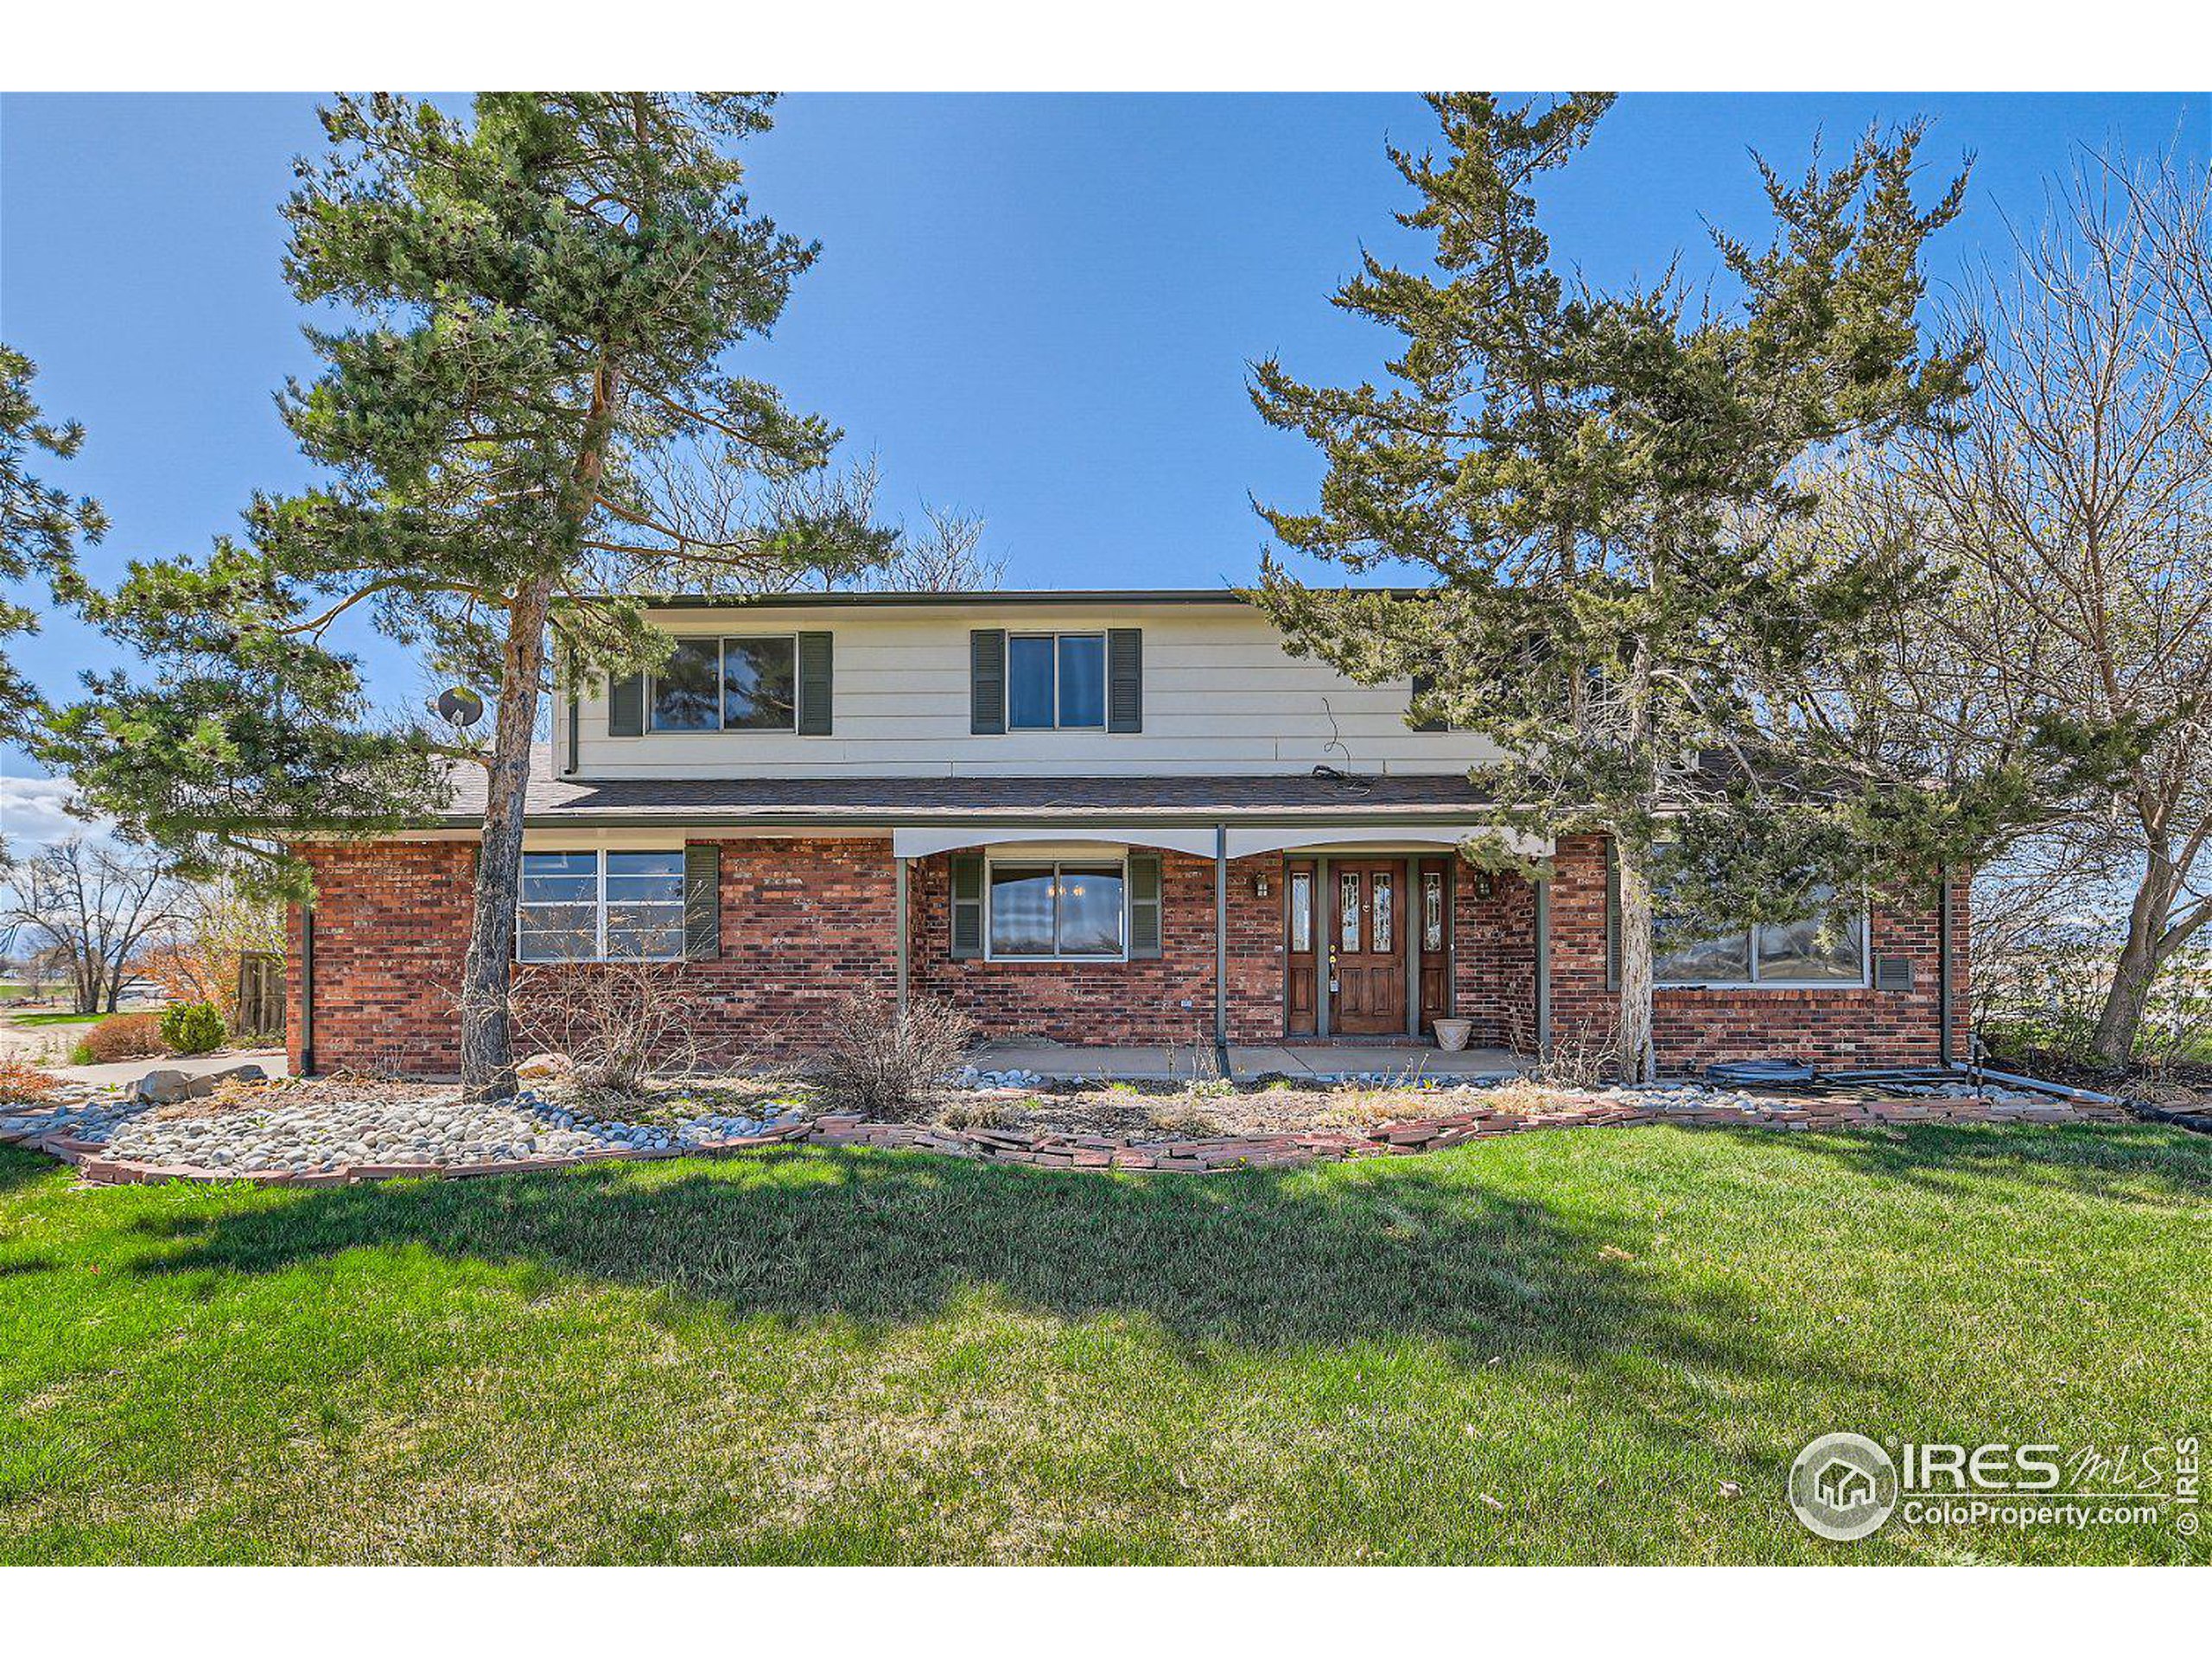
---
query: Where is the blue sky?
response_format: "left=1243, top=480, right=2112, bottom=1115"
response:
left=1, top=91, right=2203, bottom=786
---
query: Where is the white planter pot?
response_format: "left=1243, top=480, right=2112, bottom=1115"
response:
left=1433, top=1017, right=1474, bottom=1052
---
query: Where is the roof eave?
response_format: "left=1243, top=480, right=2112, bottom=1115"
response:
left=554, top=586, right=1436, bottom=612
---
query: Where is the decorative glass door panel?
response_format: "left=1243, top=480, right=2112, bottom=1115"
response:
left=1330, top=861, right=1406, bottom=1034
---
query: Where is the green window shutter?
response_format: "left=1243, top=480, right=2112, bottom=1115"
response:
left=684, top=843, right=721, bottom=960
left=950, top=852, right=985, bottom=958
left=1107, top=628, right=1143, bottom=733
left=1605, top=840, right=1621, bottom=991
left=608, top=672, right=645, bottom=737
left=797, top=631, right=834, bottom=735
left=1409, top=672, right=1447, bottom=733
left=1128, top=852, right=1161, bottom=957
left=565, top=690, right=580, bottom=772
left=970, top=630, right=1006, bottom=735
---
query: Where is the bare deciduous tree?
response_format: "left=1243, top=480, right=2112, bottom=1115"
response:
left=636, top=448, right=1002, bottom=595
left=862, top=502, right=1005, bottom=593
left=2, top=837, right=183, bottom=1014
left=1934, top=154, right=2209, bottom=1064
left=136, top=863, right=286, bottom=1027
left=1828, top=147, right=2212, bottom=1066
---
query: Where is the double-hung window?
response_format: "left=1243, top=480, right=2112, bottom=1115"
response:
left=649, top=636, right=797, bottom=732
left=518, top=850, right=686, bottom=962
left=1007, top=633, right=1105, bottom=730
left=986, top=860, right=1127, bottom=959
left=1653, top=882, right=1868, bottom=988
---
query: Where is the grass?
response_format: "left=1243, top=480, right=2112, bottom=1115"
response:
left=5, top=1011, right=105, bottom=1027
left=0, top=1122, right=2204, bottom=1565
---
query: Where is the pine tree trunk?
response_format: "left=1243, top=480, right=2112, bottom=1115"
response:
left=1616, top=839, right=1657, bottom=1086
left=2091, top=858, right=2179, bottom=1066
left=458, top=576, right=555, bottom=1101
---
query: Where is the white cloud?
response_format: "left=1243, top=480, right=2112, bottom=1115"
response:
left=0, top=772, right=118, bottom=856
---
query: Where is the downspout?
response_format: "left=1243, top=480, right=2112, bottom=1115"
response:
left=298, top=906, right=316, bottom=1077
left=1214, top=824, right=1231, bottom=1076
left=1937, top=864, right=1954, bottom=1069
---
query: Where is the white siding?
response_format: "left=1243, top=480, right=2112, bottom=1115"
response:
left=564, top=599, right=1504, bottom=779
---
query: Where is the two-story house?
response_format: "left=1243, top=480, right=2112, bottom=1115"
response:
left=284, top=589, right=1967, bottom=1077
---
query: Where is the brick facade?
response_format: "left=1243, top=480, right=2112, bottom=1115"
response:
left=909, top=850, right=1281, bottom=1046
left=1544, top=832, right=1969, bottom=1070
left=289, top=836, right=898, bottom=1077
left=286, top=829, right=1964, bottom=1078
left=288, top=840, right=474, bottom=1079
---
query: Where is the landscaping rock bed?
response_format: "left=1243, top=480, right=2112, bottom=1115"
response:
left=0, top=1076, right=807, bottom=1185
left=0, top=1067, right=2135, bottom=1187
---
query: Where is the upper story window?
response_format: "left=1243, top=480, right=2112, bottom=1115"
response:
left=650, top=636, right=796, bottom=733
left=970, top=626, right=1137, bottom=736
left=1654, top=883, right=1868, bottom=988
left=518, top=849, right=685, bottom=962
left=1007, top=633, right=1105, bottom=730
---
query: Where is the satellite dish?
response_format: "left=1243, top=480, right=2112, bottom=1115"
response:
left=435, top=687, right=486, bottom=729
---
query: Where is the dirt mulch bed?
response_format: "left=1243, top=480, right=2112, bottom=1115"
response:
left=1984, top=1046, right=2211, bottom=1112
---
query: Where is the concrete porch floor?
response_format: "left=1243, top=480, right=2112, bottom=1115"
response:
left=968, top=1040, right=1528, bottom=1084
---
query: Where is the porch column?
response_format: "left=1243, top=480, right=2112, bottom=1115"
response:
left=1213, top=824, right=1229, bottom=1058
left=1534, top=876, right=1551, bottom=1051
left=893, top=855, right=910, bottom=1017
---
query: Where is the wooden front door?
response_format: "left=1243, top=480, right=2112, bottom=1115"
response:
left=1329, top=860, right=1406, bottom=1034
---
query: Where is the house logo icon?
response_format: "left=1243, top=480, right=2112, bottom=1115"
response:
left=1789, top=1433, right=1898, bottom=1541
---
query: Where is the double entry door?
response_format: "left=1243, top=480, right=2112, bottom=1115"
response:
left=1284, top=857, right=1452, bottom=1038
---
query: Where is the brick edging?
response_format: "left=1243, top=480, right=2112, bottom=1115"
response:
left=2, top=1090, right=2128, bottom=1188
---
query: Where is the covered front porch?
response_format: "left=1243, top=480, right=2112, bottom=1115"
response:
left=894, top=813, right=1552, bottom=1058
left=968, top=1038, right=1530, bottom=1084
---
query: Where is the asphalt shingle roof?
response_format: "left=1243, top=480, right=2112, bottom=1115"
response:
left=432, top=747, right=1497, bottom=825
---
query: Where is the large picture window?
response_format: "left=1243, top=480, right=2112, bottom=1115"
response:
left=1653, top=883, right=1867, bottom=988
left=649, top=636, right=797, bottom=733
left=1007, top=633, right=1105, bottom=730
left=518, top=849, right=685, bottom=962
left=986, top=861, right=1126, bottom=959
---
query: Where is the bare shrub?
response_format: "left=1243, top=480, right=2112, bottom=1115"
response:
left=1146, top=1098, right=1227, bottom=1138
left=811, top=993, right=976, bottom=1120
left=1524, top=1029, right=1623, bottom=1091
left=1481, top=1077, right=1563, bottom=1116
left=1164, top=1018, right=1234, bottom=1097
left=0, top=1059, right=64, bottom=1104
left=70, top=1012, right=167, bottom=1065
left=938, top=1096, right=1008, bottom=1132
left=511, top=962, right=705, bottom=1095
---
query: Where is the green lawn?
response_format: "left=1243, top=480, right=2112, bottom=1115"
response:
left=7, top=1011, right=103, bottom=1027
left=1, top=1123, right=2204, bottom=1564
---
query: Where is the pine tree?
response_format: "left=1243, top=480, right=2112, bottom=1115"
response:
left=54, top=93, right=894, bottom=1098
left=1250, top=93, right=1978, bottom=1082
left=0, top=344, right=106, bottom=753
